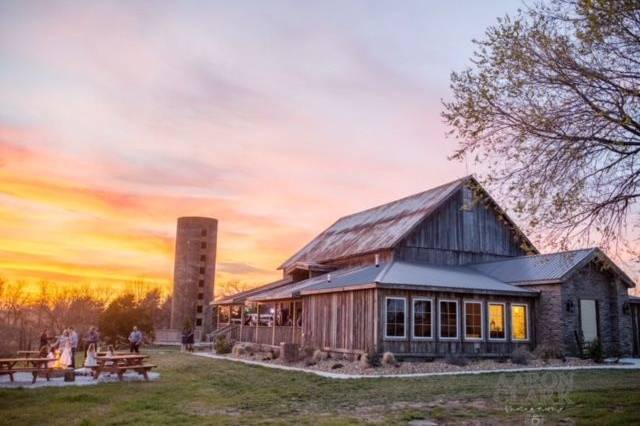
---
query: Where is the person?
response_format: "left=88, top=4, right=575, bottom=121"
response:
left=181, top=327, right=188, bottom=352
left=186, top=328, right=194, bottom=352
left=106, top=344, right=115, bottom=356
left=69, top=326, right=79, bottom=369
left=128, top=326, right=143, bottom=353
left=39, top=329, right=49, bottom=348
left=46, top=345, right=57, bottom=369
left=84, top=343, right=98, bottom=367
left=85, top=326, right=99, bottom=356
left=58, top=329, right=73, bottom=368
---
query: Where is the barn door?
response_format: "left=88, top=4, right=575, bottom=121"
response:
left=580, top=299, right=598, bottom=343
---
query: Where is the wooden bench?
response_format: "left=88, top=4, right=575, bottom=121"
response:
left=94, top=364, right=157, bottom=381
left=0, top=358, right=58, bottom=384
left=93, top=354, right=155, bottom=381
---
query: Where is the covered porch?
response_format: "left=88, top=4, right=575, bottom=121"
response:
left=214, top=299, right=303, bottom=346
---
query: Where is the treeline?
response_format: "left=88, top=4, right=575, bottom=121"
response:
left=0, top=279, right=171, bottom=355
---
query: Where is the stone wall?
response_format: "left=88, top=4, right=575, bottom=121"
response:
left=531, top=262, right=634, bottom=356
left=527, top=283, right=564, bottom=350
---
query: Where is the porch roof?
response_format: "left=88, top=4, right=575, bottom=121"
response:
left=212, top=277, right=292, bottom=305
left=247, top=261, right=539, bottom=301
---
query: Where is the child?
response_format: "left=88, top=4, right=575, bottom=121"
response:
left=84, top=343, right=98, bottom=367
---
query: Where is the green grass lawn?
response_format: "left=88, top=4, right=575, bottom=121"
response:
left=1, top=350, right=639, bottom=425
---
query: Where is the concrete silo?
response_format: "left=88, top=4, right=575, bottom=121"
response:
left=170, top=217, right=217, bottom=340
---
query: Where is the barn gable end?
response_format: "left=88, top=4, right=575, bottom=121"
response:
left=395, top=183, right=533, bottom=265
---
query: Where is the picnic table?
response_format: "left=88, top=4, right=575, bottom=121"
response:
left=0, top=357, right=55, bottom=383
left=93, top=354, right=156, bottom=381
left=16, top=350, right=40, bottom=358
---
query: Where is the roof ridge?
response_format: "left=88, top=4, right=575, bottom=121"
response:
left=333, top=175, right=472, bottom=223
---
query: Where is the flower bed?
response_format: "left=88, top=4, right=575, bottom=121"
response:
left=218, top=348, right=602, bottom=376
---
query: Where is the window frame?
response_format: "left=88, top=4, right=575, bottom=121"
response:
left=438, top=299, right=459, bottom=340
left=384, top=296, right=407, bottom=340
left=487, top=302, right=507, bottom=341
left=510, top=303, right=530, bottom=342
left=463, top=300, right=484, bottom=341
left=411, top=297, right=434, bottom=340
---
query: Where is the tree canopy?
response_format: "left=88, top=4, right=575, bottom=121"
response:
left=443, top=0, right=640, bottom=257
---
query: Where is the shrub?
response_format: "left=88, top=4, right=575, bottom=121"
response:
left=301, top=345, right=316, bottom=360
left=382, top=351, right=397, bottom=366
left=312, top=350, right=329, bottom=363
left=359, top=348, right=381, bottom=368
left=534, top=344, right=565, bottom=362
left=586, top=339, right=604, bottom=363
left=281, top=342, right=300, bottom=363
left=270, top=348, right=280, bottom=360
left=214, top=335, right=232, bottom=354
left=445, top=354, right=469, bottom=367
left=511, top=347, right=533, bottom=365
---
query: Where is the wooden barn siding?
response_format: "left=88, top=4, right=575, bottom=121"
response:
left=377, top=288, right=535, bottom=356
left=302, top=289, right=377, bottom=352
left=396, top=186, right=527, bottom=265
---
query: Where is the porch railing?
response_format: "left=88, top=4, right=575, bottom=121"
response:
left=216, top=325, right=302, bottom=346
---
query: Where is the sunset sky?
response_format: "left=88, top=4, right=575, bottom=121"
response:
left=2, top=1, right=635, bottom=297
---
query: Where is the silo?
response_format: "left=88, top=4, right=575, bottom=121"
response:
left=170, top=217, right=218, bottom=340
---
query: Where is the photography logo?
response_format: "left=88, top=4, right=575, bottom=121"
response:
left=494, top=371, right=574, bottom=423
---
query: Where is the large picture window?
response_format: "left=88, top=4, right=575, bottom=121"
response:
left=439, top=300, right=458, bottom=339
left=385, top=297, right=406, bottom=339
left=464, top=301, right=483, bottom=340
left=413, top=298, right=433, bottom=339
left=488, top=303, right=506, bottom=340
left=511, top=304, right=529, bottom=341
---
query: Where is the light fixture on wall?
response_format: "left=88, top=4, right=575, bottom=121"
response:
left=566, top=300, right=575, bottom=313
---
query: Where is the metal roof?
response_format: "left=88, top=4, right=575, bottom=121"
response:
left=468, top=249, right=597, bottom=284
left=279, top=176, right=469, bottom=270
left=213, top=277, right=292, bottom=305
left=248, top=261, right=538, bottom=301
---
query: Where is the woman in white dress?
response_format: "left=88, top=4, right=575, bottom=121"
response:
left=84, top=343, right=98, bottom=367
left=58, top=330, right=73, bottom=368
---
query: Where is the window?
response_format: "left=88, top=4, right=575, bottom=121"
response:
left=197, top=293, right=204, bottom=300
left=198, top=280, right=204, bottom=288
left=199, top=267, right=205, bottom=274
left=439, top=300, right=458, bottom=339
left=200, top=254, right=206, bottom=262
left=230, top=305, right=242, bottom=323
left=196, top=318, right=202, bottom=326
left=385, top=297, right=406, bottom=338
left=488, top=303, right=506, bottom=340
left=464, top=301, right=483, bottom=340
left=412, top=298, right=433, bottom=339
left=218, top=306, right=230, bottom=324
left=511, top=304, right=529, bottom=341
left=201, top=229, right=207, bottom=237
left=201, top=242, right=207, bottom=249
left=196, top=305, right=203, bottom=313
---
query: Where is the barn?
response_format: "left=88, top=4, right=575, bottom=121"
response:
left=213, top=176, right=639, bottom=358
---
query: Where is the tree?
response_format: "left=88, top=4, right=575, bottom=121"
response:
left=443, top=0, right=640, bottom=256
left=98, top=293, right=154, bottom=347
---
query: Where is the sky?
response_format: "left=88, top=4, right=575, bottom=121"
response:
left=0, top=0, right=581, bottom=297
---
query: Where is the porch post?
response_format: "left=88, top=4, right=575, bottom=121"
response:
left=255, top=303, right=260, bottom=343
left=292, top=300, right=297, bottom=345
left=272, top=302, right=277, bottom=346
left=239, top=304, right=244, bottom=342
